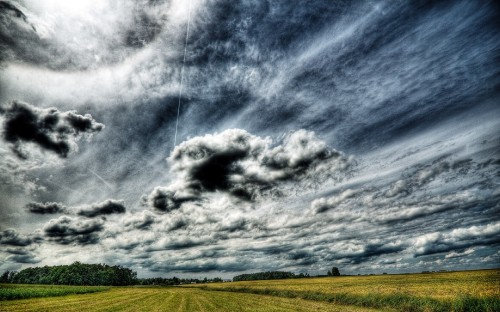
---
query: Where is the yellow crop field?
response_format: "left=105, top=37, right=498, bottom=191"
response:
left=201, top=269, right=500, bottom=299
left=194, top=269, right=500, bottom=311
left=0, top=286, right=377, bottom=312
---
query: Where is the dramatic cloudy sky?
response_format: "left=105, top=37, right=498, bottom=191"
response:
left=0, top=0, right=499, bottom=278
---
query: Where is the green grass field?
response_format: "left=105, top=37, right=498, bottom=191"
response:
left=0, top=284, right=109, bottom=300
left=1, top=269, right=499, bottom=311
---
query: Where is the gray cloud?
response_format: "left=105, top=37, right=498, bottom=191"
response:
left=0, top=1, right=35, bottom=66
left=6, top=253, right=40, bottom=264
left=145, top=234, right=212, bottom=252
left=43, top=216, right=104, bottom=245
left=0, top=229, right=33, bottom=246
left=310, top=189, right=358, bottom=214
left=331, top=243, right=407, bottom=265
left=145, top=187, right=200, bottom=213
left=124, top=211, right=155, bottom=230
left=148, top=258, right=251, bottom=274
left=26, top=199, right=127, bottom=218
left=413, top=222, right=500, bottom=257
left=26, top=202, right=67, bottom=214
left=145, top=129, right=352, bottom=212
left=0, top=100, right=104, bottom=158
left=0, top=1, right=27, bottom=23
left=384, top=160, right=452, bottom=198
left=3, top=246, right=41, bottom=265
left=77, top=199, right=126, bottom=218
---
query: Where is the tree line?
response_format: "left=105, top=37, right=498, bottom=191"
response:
left=233, top=267, right=341, bottom=281
left=1, top=263, right=341, bottom=285
left=233, top=271, right=311, bottom=281
left=0, top=262, right=225, bottom=286
left=1, top=262, right=136, bottom=286
left=137, top=276, right=223, bottom=286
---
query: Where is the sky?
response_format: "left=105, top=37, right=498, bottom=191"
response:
left=0, top=0, right=499, bottom=278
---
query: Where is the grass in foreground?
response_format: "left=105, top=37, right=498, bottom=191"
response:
left=0, top=284, right=109, bottom=300
left=193, top=269, right=500, bottom=312
left=0, top=286, right=379, bottom=312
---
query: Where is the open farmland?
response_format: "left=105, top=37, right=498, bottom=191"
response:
left=0, top=286, right=377, bottom=312
left=194, top=269, right=500, bottom=311
left=1, top=270, right=499, bottom=311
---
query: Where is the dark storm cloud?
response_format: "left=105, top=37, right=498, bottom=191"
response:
left=0, top=229, right=33, bottom=246
left=145, top=187, right=200, bottom=213
left=43, top=216, right=104, bottom=245
left=26, top=199, right=127, bottom=218
left=146, top=237, right=209, bottom=252
left=77, top=199, right=126, bottom=218
left=5, top=247, right=31, bottom=255
left=0, top=1, right=27, bottom=21
left=3, top=247, right=41, bottom=265
left=340, top=243, right=406, bottom=265
left=26, top=202, right=67, bottom=214
left=6, top=253, right=40, bottom=264
left=0, top=101, right=103, bottom=158
left=240, top=243, right=297, bottom=256
left=285, top=250, right=317, bottom=266
left=145, top=129, right=352, bottom=212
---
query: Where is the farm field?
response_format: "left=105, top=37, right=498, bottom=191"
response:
left=1, top=269, right=499, bottom=311
left=0, top=286, right=378, bottom=312
left=194, top=269, right=500, bottom=311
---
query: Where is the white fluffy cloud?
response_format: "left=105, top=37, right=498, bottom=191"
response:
left=144, top=129, right=353, bottom=212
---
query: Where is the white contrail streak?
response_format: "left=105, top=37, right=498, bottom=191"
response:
left=88, top=168, right=114, bottom=191
left=174, top=0, right=192, bottom=149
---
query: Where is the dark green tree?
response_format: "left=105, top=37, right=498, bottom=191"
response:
left=233, top=271, right=297, bottom=281
left=10, top=262, right=137, bottom=286
left=1, top=271, right=10, bottom=283
left=331, top=267, right=340, bottom=276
